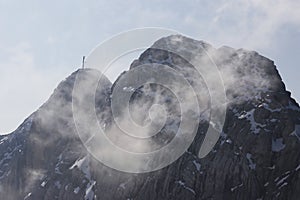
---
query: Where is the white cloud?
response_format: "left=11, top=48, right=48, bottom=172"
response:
left=0, top=42, right=70, bottom=134
left=209, top=0, right=300, bottom=49
left=0, top=0, right=299, bottom=134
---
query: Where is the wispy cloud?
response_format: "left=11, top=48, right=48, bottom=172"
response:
left=0, top=0, right=299, bottom=133
left=208, top=0, right=300, bottom=49
left=0, top=42, right=70, bottom=134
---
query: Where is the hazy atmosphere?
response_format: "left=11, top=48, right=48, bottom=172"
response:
left=0, top=0, right=299, bottom=134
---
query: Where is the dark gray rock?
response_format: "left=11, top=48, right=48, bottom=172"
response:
left=0, top=35, right=299, bottom=200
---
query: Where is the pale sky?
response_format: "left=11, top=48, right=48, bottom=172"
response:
left=0, top=0, right=299, bottom=134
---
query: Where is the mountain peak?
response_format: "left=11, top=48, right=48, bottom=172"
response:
left=130, top=35, right=293, bottom=109
left=1, top=35, right=300, bottom=200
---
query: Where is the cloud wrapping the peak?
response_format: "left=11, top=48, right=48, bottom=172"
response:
left=0, top=0, right=299, bottom=133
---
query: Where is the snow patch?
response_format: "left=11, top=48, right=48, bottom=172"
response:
left=246, top=153, right=256, bottom=170
left=74, top=186, right=80, bottom=194
left=275, top=172, right=290, bottom=189
left=192, top=160, right=201, bottom=171
left=264, top=182, right=269, bottom=187
left=267, top=165, right=275, bottom=170
left=237, top=109, right=265, bottom=134
left=70, top=156, right=91, bottom=179
left=257, top=103, right=281, bottom=112
left=272, top=138, right=286, bottom=152
left=119, top=183, right=126, bottom=189
left=55, top=154, right=63, bottom=174
left=123, top=86, right=135, bottom=92
left=225, top=138, right=232, bottom=144
left=85, top=181, right=96, bottom=200
left=295, top=164, right=300, bottom=171
left=230, top=183, right=243, bottom=192
left=291, top=125, right=300, bottom=141
left=0, top=136, right=8, bottom=145
left=24, top=192, right=32, bottom=199
left=278, top=182, right=288, bottom=189
left=70, top=156, right=96, bottom=200
left=175, top=180, right=195, bottom=195
left=41, top=180, right=47, bottom=187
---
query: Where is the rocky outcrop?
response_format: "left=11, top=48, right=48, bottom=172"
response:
left=0, top=35, right=299, bottom=200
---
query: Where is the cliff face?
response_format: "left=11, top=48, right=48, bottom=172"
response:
left=0, top=35, right=300, bottom=200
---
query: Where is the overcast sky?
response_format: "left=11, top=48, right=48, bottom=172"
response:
left=0, top=0, right=299, bottom=134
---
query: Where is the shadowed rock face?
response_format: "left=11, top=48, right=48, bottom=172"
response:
left=0, top=35, right=300, bottom=200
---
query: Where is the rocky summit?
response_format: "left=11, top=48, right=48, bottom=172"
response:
left=0, top=35, right=300, bottom=200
